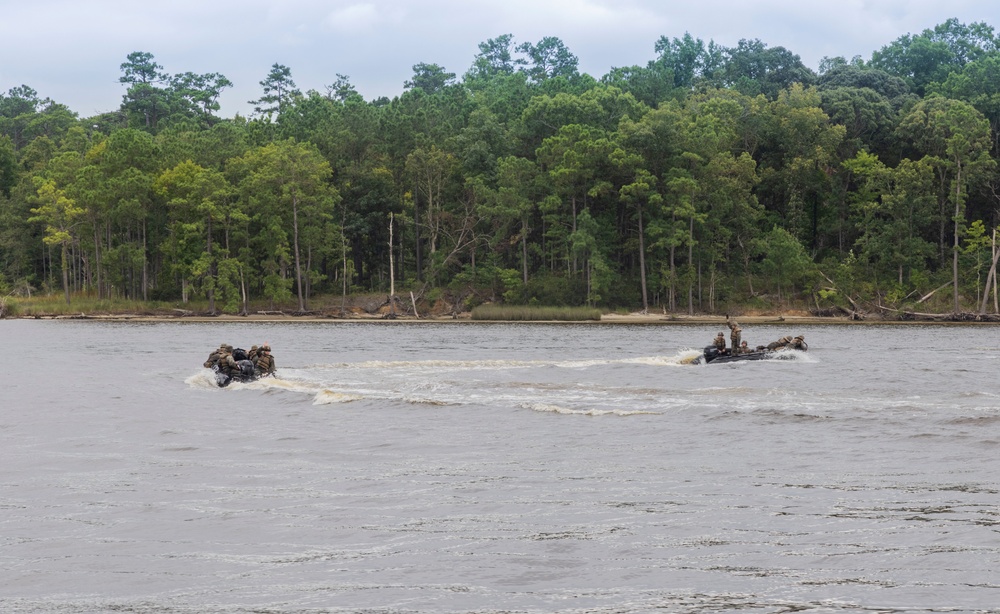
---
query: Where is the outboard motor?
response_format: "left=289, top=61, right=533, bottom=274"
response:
left=212, top=355, right=256, bottom=387
left=702, top=345, right=721, bottom=363
left=212, top=363, right=231, bottom=387
left=236, top=359, right=256, bottom=382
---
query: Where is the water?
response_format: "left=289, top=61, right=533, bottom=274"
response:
left=2, top=319, right=999, bottom=613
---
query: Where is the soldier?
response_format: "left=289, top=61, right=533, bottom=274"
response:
left=790, top=335, right=807, bottom=350
left=216, top=346, right=239, bottom=378
left=767, top=336, right=793, bottom=351
left=255, top=344, right=277, bottom=377
left=247, top=345, right=259, bottom=362
left=713, top=332, right=727, bottom=352
left=727, top=316, right=742, bottom=352
left=203, top=348, right=220, bottom=369
left=203, top=343, right=229, bottom=368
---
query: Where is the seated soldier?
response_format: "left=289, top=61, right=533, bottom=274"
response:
left=204, top=343, right=230, bottom=368
left=255, top=344, right=277, bottom=377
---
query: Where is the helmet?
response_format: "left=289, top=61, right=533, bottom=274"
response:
left=261, top=345, right=271, bottom=352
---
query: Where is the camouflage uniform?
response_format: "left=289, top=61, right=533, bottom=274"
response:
left=767, top=336, right=793, bottom=351
left=713, top=333, right=726, bottom=351
left=255, top=345, right=277, bottom=376
left=203, top=343, right=230, bottom=368
left=727, top=318, right=742, bottom=353
left=217, top=348, right=239, bottom=377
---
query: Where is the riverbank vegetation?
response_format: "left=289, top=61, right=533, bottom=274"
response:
left=3, top=20, right=1000, bottom=321
left=471, top=305, right=602, bottom=321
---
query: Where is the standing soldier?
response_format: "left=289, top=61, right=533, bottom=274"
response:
left=727, top=316, right=742, bottom=354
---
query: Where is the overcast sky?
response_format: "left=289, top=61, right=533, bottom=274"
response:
left=2, top=0, right=998, bottom=118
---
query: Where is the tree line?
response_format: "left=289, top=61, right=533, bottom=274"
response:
left=2, top=19, right=1000, bottom=316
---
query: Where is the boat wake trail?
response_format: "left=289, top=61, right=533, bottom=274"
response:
left=184, top=347, right=795, bottom=413
left=302, top=350, right=705, bottom=372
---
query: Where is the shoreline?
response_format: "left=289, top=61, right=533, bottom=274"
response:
left=9, top=312, right=998, bottom=325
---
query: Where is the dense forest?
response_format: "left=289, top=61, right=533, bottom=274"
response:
left=3, top=19, right=1000, bottom=316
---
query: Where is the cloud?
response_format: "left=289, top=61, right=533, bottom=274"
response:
left=2, top=0, right=996, bottom=118
left=325, top=3, right=382, bottom=32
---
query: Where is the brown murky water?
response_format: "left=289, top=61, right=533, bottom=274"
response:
left=3, top=320, right=999, bottom=612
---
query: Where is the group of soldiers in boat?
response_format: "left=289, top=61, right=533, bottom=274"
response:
left=203, top=343, right=277, bottom=381
left=712, top=317, right=808, bottom=356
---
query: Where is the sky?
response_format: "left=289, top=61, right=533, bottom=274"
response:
left=2, top=0, right=999, bottom=119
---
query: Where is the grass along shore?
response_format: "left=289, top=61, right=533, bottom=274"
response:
left=0, top=292, right=811, bottom=323
left=4, top=292, right=999, bottom=325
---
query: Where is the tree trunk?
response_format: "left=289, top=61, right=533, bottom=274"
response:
left=414, top=187, right=423, bottom=282
left=389, top=213, right=396, bottom=317
left=142, top=219, right=148, bottom=302
left=669, top=244, right=676, bottom=312
left=92, top=226, right=102, bottom=299
left=292, top=193, right=305, bottom=312
left=571, top=194, right=578, bottom=275
left=994, top=232, right=998, bottom=313
left=207, top=217, right=215, bottom=314
left=341, top=204, right=349, bottom=316
left=953, top=163, right=962, bottom=314
left=687, top=215, right=694, bottom=315
left=979, top=230, right=1000, bottom=314
left=60, top=242, right=71, bottom=306
left=637, top=203, right=648, bottom=313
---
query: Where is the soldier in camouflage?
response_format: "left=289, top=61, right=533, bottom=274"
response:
left=213, top=346, right=237, bottom=378
left=204, top=343, right=230, bottom=368
left=727, top=317, right=742, bottom=353
left=255, top=345, right=277, bottom=377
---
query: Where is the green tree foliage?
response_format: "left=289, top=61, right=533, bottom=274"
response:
left=119, top=51, right=169, bottom=130
left=761, top=225, right=816, bottom=302
left=897, top=97, right=995, bottom=311
left=870, top=19, right=999, bottom=96
left=228, top=139, right=338, bottom=311
left=722, top=39, right=817, bottom=99
left=4, top=20, right=1000, bottom=316
left=249, top=63, right=301, bottom=119
left=28, top=179, right=83, bottom=304
left=405, top=63, right=457, bottom=94
left=517, top=36, right=580, bottom=85
left=154, top=160, right=237, bottom=311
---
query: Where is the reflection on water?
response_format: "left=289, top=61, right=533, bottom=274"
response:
left=2, top=320, right=999, bottom=613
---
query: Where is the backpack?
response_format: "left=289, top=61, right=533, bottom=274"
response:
left=232, top=348, right=248, bottom=361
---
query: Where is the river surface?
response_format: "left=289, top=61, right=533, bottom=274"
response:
left=2, top=319, right=999, bottom=613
